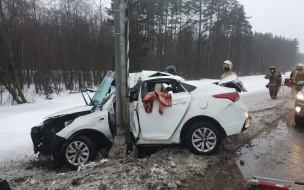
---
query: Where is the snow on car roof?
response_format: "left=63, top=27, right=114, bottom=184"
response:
left=129, top=70, right=185, bottom=88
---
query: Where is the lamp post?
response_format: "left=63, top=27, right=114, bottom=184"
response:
left=109, top=0, right=130, bottom=158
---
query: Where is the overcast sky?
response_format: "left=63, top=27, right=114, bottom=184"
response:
left=238, top=0, right=304, bottom=53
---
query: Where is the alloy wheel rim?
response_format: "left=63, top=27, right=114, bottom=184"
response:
left=192, top=127, right=217, bottom=152
left=66, top=141, right=90, bottom=166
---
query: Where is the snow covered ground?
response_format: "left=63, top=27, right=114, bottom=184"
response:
left=196, top=72, right=291, bottom=94
left=0, top=91, right=94, bottom=167
left=0, top=73, right=294, bottom=189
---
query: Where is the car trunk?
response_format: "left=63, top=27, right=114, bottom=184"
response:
left=217, top=75, right=247, bottom=92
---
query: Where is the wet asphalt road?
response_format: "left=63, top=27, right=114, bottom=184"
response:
left=236, top=114, right=304, bottom=182
left=190, top=112, right=304, bottom=190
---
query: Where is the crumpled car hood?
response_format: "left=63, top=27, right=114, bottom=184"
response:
left=44, top=106, right=93, bottom=119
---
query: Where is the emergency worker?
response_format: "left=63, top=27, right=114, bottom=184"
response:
left=165, top=66, right=177, bottom=75
left=221, top=60, right=237, bottom=79
left=290, top=63, right=304, bottom=98
left=162, top=65, right=178, bottom=94
left=265, top=66, right=282, bottom=100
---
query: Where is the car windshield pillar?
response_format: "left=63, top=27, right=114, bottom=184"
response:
left=89, top=71, right=116, bottom=106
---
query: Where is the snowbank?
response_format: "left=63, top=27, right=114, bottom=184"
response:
left=191, top=72, right=291, bottom=95
left=0, top=92, right=93, bottom=166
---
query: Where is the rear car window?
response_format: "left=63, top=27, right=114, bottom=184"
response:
left=180, top=82, right=197, bottom=92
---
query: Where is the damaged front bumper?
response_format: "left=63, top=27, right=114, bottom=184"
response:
left=31, top=125, right=46, bottom=154
left=49, top=135, right=66, bottom=166
left=31, top=125, right=66, bottom=167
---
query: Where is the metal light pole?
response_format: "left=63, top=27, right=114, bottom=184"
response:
left=109, top=0, right=130, bottom=158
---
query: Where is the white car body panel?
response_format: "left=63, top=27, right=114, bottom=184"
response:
left=56, top=110, right=113, bottom=140
left=188, top=82, right=236, bottom=98
left=136, top=100, right=247, bottom=145
left=184, top=85, right=236, bottom=118
left=141, top=99, right=248, bottom=145
left=135, top=76, right=248, bottom=145
left=137, top=91, right=191, bottom=140
left=130, top=101, right=140, bottom=139
left=45, top=106, right=93, bottom=119
left=213, top=100, right=248, bottom=136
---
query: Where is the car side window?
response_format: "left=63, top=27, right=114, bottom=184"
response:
left=141, top=80, right=185, bottom=96
left=161, top=81, right=185, bottom=93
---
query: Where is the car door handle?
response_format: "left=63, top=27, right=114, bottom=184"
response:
left=173, top=101, right=187, bottom=105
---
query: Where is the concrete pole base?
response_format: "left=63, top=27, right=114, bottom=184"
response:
left=108, top=135, right=127, bottom=159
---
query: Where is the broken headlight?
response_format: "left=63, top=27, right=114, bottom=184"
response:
left=64, top=119, right=75, bottom=127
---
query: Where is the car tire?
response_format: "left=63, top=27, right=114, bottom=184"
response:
left=295, top=115, right=303, bottom=126
left=186, top=122, right=221, bottom=155
left=63, top=136, right=97, bottom=170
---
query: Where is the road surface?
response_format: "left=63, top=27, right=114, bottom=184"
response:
left=188, top=112, right=304, bottom=190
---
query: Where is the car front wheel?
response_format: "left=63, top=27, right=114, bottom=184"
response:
left=63, top=136, right=97, bottom=169
left=186, top=122, right=221, bottom=155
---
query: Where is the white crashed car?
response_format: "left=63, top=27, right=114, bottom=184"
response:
left=31, top=71, right=249, bottom=169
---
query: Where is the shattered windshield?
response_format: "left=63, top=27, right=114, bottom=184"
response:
left=89, top=71, right=116, bottom=106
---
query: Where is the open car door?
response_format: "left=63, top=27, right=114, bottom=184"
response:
left=129, top=76, right=142, bottom=139
left=136, top=79, right=191, bottom=140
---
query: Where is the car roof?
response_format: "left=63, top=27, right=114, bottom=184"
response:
left=129, top=70, right=185, bottom=88
left=140, top=70, right=184, bottom=81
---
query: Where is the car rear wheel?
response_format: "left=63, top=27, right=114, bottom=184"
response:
left=186, top=122, right=221, bottom=155
left=63, top=136, right=97, bottom=169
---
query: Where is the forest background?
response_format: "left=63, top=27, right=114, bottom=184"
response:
left=0, top=0, right=303, bottom=104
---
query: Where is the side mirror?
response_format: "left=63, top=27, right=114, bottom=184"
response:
left=297, top=81, right=304, bottom=86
